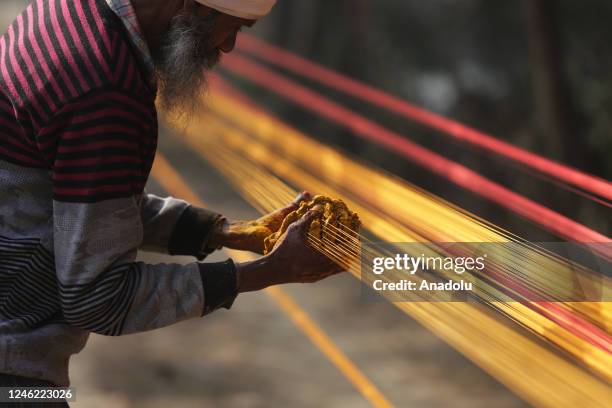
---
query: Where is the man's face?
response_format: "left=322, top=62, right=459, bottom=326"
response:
left=154, top=2, right=255, bottom=118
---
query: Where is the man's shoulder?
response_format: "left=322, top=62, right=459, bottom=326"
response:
left=0, top=0, right=152, bottom=117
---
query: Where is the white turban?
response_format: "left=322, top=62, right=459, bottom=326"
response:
left=195, top=0, right=277, bottom=20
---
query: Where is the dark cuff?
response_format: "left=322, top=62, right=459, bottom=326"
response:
left=198, top=259, right=239, bottom=316
left=169, top=205, right=223, bottom=259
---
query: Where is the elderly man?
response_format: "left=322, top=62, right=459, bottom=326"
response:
left=0, top=0, right=340, bottom=399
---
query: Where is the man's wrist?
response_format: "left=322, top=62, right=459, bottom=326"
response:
left=202, top=217, right=230, bottom=252
left=208, top=220, right=255, bottom=252
left=236, top=256, right=278, bottom=293
left=198, top=259, right=239, bottom=315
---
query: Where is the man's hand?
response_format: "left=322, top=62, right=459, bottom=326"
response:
left=209, top=192, right=312, bottom=254
left=235, top=208, right=344, bottom=293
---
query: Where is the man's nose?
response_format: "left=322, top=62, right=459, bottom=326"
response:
left=219, top=33, right=238, bottom=53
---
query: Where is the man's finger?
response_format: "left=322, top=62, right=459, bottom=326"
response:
left=290, top=209, right=319, bottom=234
left=270, top=191, right=311, bottom=221
left=292, top=191, right=311, bottom=206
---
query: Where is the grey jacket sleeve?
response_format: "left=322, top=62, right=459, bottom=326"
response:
left=53, top=196, right=237, bottom=336
left=139, top=193, right=223, bottom=258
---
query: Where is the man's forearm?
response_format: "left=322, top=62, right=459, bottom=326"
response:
left=207, top=218, right=273, bottom=255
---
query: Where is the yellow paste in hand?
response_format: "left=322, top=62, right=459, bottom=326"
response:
left=264, top=195, right=361, bottom=254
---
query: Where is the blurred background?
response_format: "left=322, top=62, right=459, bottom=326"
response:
left=231, top=0, right=611, bottom=238
left=1, top=1, right=610, bottom=407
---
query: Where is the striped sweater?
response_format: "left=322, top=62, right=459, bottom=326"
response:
left=0, top=0, right=238, bottom=386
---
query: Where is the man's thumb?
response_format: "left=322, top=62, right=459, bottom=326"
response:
left=277, top=192, right=311, bottom=219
